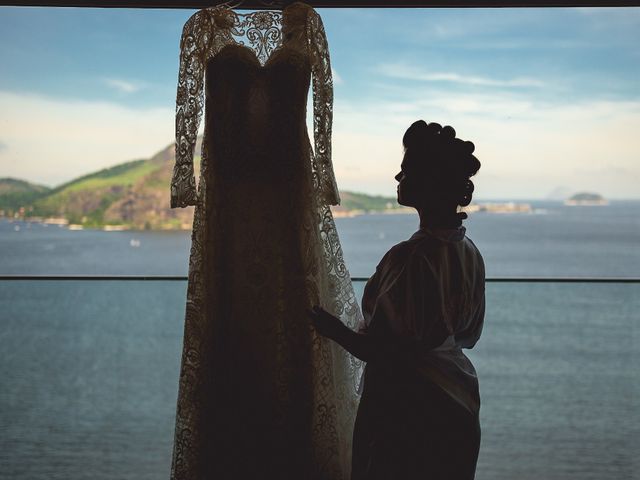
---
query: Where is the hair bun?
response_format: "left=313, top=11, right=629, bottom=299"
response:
left=402, top=120, right=428, bottom=150
left=463, top=140, right=475, bottom=155
left=441, top=125, right=456, bottom=139
left=402, top=119, right=481, bottom=221
left=425, top=122, right=442, bottom=135
left=458, top=179, right=475, bottom=207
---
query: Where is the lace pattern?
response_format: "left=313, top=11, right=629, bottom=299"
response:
left=231, top=10, right=283, bottom=65
left=308, top=11, right=340, bottom=206
left=170, top=3, right=363, bottom=479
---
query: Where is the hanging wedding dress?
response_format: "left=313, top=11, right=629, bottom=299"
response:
left=169, top=3, right=362, bottom=479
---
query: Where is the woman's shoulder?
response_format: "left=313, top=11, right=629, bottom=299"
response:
left=408, top=230, right=485, bottom=278
left=461, top=235, right=485, bottom=265
left=372, top=240, right=413, bottom=280
left=457, top=235, right=486, bottom=285
left=379, top=236, right=428, bottom=267
left=462, top=234, right=480, bottom=251
left=375, top=236, right=437, bottom=281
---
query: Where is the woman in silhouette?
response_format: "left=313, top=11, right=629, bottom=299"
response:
left=309, top=120, right=485, bottom=480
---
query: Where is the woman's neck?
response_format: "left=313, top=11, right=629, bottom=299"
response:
left=417, top=206, right=462, bottom=229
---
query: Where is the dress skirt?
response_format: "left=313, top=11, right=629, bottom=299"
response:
left=352, top=365, right=481, bottom=480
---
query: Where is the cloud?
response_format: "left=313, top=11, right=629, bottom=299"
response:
left=1, top=87, right=638, bottom=200
left=103, top=77, right=146, bottom=94
left=377, top=63, right=546, bottom=88
left=332, top=68, right=343, bottom=85
left=0, top=90, right=173, bottom=186
left=327, top=90, right=640, bottom=199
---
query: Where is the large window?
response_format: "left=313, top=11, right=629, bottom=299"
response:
left=0, top=5, right=638, bottom=479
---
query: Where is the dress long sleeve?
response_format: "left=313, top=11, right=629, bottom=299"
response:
left=171, top=14, right=206, bottom=208
left=307, top=10, right=340, bottom=206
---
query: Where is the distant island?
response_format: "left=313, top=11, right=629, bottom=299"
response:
left=564, top=192, right=608, bottom=206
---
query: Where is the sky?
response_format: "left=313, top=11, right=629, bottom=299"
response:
left=0, top=6, right=639, bottom=199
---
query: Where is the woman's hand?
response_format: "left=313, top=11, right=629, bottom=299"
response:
left=307, top=306, right=345, bottom=340
left=308, top=306, right=379, bottom=362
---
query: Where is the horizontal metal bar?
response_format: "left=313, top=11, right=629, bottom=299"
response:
left=2, top=0, right=639, bottom=8
left=0, top=275, right=639, bottom=283
left=0, top=275, right=189, bottom=281
left=476, top=277, right=640, bottom=283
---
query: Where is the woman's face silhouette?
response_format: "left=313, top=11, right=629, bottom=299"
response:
left=396, top=156, right=452, bottom=215
left=395, top=161, right=425, bottom=208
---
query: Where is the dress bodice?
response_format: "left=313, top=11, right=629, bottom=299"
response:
left=205, top=43, right=311, bottom=181
left=170, top=2, right=340, bottom=207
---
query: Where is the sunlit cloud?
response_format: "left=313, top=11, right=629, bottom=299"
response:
left=332, top=68, right=343, bottom=85
left=103, top=77, right=146, bottom=94
left=0, top=7, right=637, bottom=201
left=1, top=86, right=638, bottom=199
left=329, top=91, right=640, bottom=199
left=377, top=63, right=546, bottom=88
left=0, top=90, right=173, bottom=187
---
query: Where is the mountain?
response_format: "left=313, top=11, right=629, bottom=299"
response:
left=333, top=191, right=399, bottom=214
left=1, top=140, right=402, bottom=229
left=26, top=142, right=200, bottom=229
left=0, top=178, right=51, bottom=212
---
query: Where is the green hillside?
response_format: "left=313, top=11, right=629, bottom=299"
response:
left=31, top=159, right=161, bottom=226
left=0, top=178, right=50, bottom=213
left=2, top=140, right=401, bottom=229
left=51, top=159, right=154, bottom=193
left=339, top=191, right=399, bottom=212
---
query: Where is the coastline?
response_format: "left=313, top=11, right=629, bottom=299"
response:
left=2, top=200, right=539, bottom=231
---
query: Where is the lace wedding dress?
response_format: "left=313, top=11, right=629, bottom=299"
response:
left=169, top=3, right=362, bottom=479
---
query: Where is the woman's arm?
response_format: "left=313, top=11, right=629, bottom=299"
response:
left=308, top=306, right=421, bottom=366
left=308, top=307, right=379, bottom=362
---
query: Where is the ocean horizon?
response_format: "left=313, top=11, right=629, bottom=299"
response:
left=0, top=199, right=638, bottom=479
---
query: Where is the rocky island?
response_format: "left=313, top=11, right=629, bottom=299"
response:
left=564, top=192, right=608, bottom=206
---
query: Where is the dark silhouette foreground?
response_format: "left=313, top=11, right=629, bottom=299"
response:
left=310, top=120, right=485, bottom=480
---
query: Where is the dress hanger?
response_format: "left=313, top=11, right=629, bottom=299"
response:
left=215, top=0, right=299, bottom=10
left=216, top=0, right=245, bottom=9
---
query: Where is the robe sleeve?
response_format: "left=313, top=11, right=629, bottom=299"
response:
left=456, top=250, right=486, bottom=349
left=170, top=13, right=206, bottom=209
left=307, top=9, right=340, bottom=206
left=370, top=250, right=449, bottom=351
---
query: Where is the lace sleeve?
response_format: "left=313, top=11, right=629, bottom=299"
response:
left=307, top=10, right=340, bottom=206
left=171, top=13, right=206, bottom=209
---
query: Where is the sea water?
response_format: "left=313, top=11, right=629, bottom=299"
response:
left=0, top=200, right=638, bottom=479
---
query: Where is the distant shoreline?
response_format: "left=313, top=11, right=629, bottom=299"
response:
left=2, top=200, right=544, bottom=231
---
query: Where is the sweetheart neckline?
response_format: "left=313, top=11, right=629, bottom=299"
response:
left=206, top=2, right=311, bottom=68
left=213, top=43, right=305, bottom=69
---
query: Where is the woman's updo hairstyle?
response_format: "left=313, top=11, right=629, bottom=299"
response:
left=402, top=120, right=481, bottom=214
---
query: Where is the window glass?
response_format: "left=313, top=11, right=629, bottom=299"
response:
left=0, top=7, right=638, bottom=276
left=0, top=8, right=638, bottom=479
